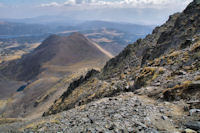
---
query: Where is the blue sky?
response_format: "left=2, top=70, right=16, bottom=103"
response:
left=0, top=0, right=118, bottom=5
left=0, top=0, right=65, bottom=5
left=0, top=0, right=193, bottom=25
left=0, top=0, right=191, bottom=6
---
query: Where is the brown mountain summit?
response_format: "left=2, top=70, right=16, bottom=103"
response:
left=0, top=32, right=112, bottom=81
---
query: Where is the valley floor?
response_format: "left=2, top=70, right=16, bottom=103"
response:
left=0, top=92, right=198, bottom=133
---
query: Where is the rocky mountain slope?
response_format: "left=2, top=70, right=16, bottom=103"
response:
left=0, top=33, right=111, bottom=118
left=0, top=0, right=200, bottom=132
left=44, top=0, right=200, bottom=116
left=0, top=92, right=192, bottom=132
left=37, top=1, right=200, bottom=132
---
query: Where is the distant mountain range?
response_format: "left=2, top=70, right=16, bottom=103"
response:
left=0, top=20, right=154, bottom=36
left=0, top=20, right=154, bottom=56
left=0, top=22, right=51, bottom=36
left=0, top=16, right=82, bottom=25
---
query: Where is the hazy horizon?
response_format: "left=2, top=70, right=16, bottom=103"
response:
left=0, top=0, right=193, bottom=25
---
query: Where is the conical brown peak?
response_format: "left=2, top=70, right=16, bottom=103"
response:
left=46, top=34, right=60, bottom=40
left=69, top=32, right=85, bottom=38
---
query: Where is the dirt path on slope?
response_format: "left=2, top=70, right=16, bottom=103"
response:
left=89, top=40, right=114, bottom=58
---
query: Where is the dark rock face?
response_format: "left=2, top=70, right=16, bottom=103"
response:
left=60, top=69, right=100, bottom=102
left=180, top=39, right=192, bottom=49
left=101, top=12, right=180, bottom=79
left=43, top=69, right=100, bottom=116
left=163, top=81, right=200, bottom=101
left=142, top=1, right=200, bottom=66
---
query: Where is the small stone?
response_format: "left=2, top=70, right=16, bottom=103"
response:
left=161, top=116, right=168, bottom=120
left=127, top=127, right=135, bottom=132
left=145, top=129, right=159, bottom=133
left=82, top=118, right=90, bottom=123
left=185, top=121, right=200, bottom=131
left=134, top=109, right=139, bottom=112
left=154, top=82, right=161, bottom=86
left=95, top=127, right=104, bottom=132
left=125, top=85, right=129, bottom=90
left=184, top=129, right=197, bottom=133
left=189, top=109, right=200, bottom=116
left=105, top=124, right=115, bottom=130
left=135, top=121, right=147, bottom=128
left=38, top=127, right=45, bottom=132
left=160, top=108, right=165, bottom=113
left=184, top=106, right=190, bottom=111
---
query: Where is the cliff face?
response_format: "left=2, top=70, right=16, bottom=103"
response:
left=44, top=1, right=200, bottom=117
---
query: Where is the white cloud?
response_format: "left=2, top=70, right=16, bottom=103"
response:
left=64, top=0, right=77, bottom=6
left=122, top=0, right=192, bottom=6
left=40, top=2, right=60, bottom=7
left=39, top=0, right=192, bottom=8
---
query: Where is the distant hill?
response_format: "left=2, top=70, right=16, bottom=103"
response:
left=67, top=20, right=154, bottom=34
left=0, top=16, right=81, bottom=25
left=0, top=32, right=111, bottom=81
left=0, top=22, right=52, bottom=36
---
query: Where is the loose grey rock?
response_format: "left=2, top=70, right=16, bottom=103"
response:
left=185, top=121, right=200, bottom=131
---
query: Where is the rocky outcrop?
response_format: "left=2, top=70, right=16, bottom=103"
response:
left=163, top=81, right=200, bottom=101
left=43, top=69, right=100, bottom=116
left=0, top=93, right=189, bottom=132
